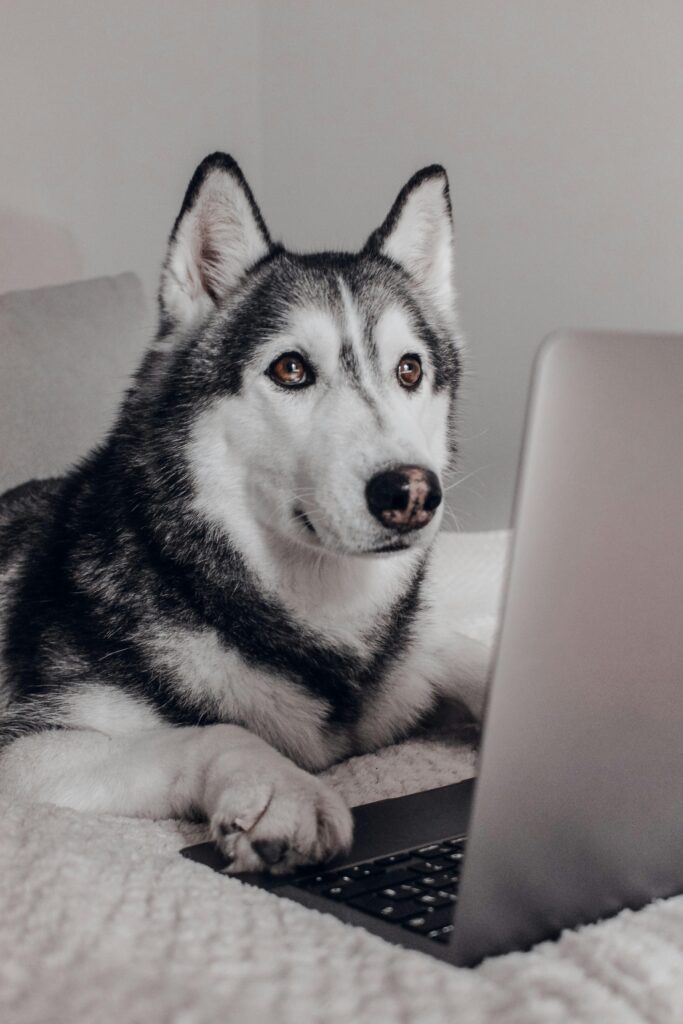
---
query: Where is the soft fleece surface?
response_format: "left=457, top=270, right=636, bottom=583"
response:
left=2, top=531, right=682, bottom=1024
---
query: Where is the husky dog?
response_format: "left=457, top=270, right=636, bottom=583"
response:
left=0, top=154, right=489, bottom=873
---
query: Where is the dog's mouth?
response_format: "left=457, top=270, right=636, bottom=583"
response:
left=368, top=540, right=410, bottom=554
left=292, top=505, right=412, bottom=556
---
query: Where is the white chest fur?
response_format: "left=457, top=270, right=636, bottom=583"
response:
left=146, top=620, right=443, bottom=770
left=147, top=625, right=351, bottom=770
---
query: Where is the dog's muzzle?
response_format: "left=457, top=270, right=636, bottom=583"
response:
left=365, top=465, right=442, bottom=532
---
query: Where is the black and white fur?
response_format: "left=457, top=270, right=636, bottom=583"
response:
left=0, top=154, right=490, bottom=873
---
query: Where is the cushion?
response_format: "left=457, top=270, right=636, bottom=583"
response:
left=0, top=273, right=148, bottom=492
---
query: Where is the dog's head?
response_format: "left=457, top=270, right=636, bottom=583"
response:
left=154, top=153, right=461, bottom=560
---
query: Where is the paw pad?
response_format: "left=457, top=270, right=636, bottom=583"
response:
left=252, top=838, right=287, bottom=866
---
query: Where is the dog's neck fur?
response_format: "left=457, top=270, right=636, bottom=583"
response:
left=230, top=518, right=427, bottom=649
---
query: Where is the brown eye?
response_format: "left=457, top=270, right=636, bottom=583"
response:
left=268, top=352, right=312, bottom=388
left=397, top=354, right=423, bottom=389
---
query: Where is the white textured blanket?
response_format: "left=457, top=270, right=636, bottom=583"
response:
left=2, top=531, right=682, bottom=1024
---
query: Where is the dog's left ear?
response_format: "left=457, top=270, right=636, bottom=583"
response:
left=159, top=152, right=271, bottom=333
left=365, top=166, right=456, bottom=328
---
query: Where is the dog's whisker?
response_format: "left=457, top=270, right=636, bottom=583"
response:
left=443, top=466, right=489, bottom=494
left=97, top=646, right=134, bottom=662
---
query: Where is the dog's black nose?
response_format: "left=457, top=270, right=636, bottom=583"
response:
left=365, top=466, right=442, bottom=532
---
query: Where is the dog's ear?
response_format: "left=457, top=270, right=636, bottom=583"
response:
left=365, top=166, right=456, bottom=327
left=158, top=153, right=271, bottom=333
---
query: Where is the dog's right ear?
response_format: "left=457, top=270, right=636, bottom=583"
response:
left=158, top=153, right=271, bottom=333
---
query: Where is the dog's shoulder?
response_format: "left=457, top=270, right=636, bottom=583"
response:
left=0, top=477, right=64, bottom=558
left=0, top=476, right=67, bottom=617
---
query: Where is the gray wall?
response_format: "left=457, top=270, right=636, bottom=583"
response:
left=0, top=0, right=263, bottom=320
left=3, top=1, right=683, bottom=528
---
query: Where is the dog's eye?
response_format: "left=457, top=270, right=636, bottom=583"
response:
left=396, top=354, right=422, bottom=390
left=268, top=352, right=312, bottom=388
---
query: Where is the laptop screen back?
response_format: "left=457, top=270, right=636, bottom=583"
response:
left=449, top=332, right=683, bottom=966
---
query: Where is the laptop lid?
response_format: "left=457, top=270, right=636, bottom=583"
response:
left=449, top=331, right=683, bottom=966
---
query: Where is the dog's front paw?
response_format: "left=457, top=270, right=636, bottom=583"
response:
left=209, top=768, right=353, bottom=875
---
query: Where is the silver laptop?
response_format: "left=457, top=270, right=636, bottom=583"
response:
left=182, top=330, right=683, bottom=967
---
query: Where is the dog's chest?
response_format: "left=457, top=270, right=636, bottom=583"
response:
left=149, top=623, right=433, bottom=769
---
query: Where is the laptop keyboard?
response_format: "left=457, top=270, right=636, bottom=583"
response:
left=292, top=835, right=466, bottom=943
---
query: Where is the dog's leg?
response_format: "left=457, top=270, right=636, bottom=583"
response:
left=440, top=632, right=494, bottom=720
left=0, top=724, right=353, bottom=873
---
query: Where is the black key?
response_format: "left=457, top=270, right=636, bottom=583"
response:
left=419, top=872, right=459, bottom=888
left=414, top=844, right=443, bottom=858
left=418, top=892, right=453, bottom=908
left=344, top=863, right=383, bottom=878
left=379, top=886, right=421, bottom=901
left=445, top=837, right=467, bottom=848
left=395, top=883, right=423, bottom=897
left=349, top=896, right=424, bottom=921
left=322, top=875, right=382, bottom=900
left=333, top=870, right=380, bottom=888
left=436, top=889, right=458, bottom=901
left=428, top=923, right=455, bottom=943
left=402, top=914, right=432, bottom=933
left=401, top=860, right=431, bottom=875
left=296, top=871, right=339, bottom=888
left=420, top=860, right=449, bottom=872
left=373, top=852, right=410, bottom=867
left=297, top=873, right=350, bottom=895
left=446, top=851, right=465, bottom=863
left=425, top=907, right=456, bottom=930
left=377, top=867, right=424, bottom=886
left=403, top=907, right=454, bottom=933
left=320, top=884, right=347, bottom=899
